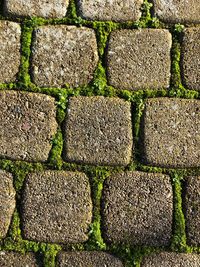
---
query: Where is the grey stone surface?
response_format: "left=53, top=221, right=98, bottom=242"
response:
left=57, top=252, right=124, bottom=267
left=141, top=98, right=200, bottom=168
left=0, top=171, right=15, bottom=239
left=141, top=252, right=200, bottom=267
left=77, top=0, right=143, bottom=22
left=102, top=171, right=173, bottom=246
left=0, top=91, right=57, bottom=162
left=185, top=176, right=200, bottom=246
left=31, top=26, right=99, bottom=88
left=64, top=96, right=133, bottom=166
left=0, top=252, right=42, bottom=267
left=181, top=27, right=200, bottom=91
left=4, top=0, right=69, bottom=18
left=0, top=21, right=21, bottom=83
left=153, top=0, right=200, bottom=23
left=107, top=29, right=172, bottom=90
left=21, top=171, right=92, bottom=243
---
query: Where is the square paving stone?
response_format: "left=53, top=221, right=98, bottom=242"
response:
left=102, top=171, right=173, bottom=246
left=21, top=171, right=92, bottom=244
left=181, top=27, right=200, bottom=91
left=4, top=0, right=69, bottom=18
left=153, top=0, right=200, bottom=23
left=31, top=26, right=99, bottom=88
left=64, top=96, right=133, bottom=166
left=0, top=21, right=21, bottom=83
left=107, top=29, right=172, bottom=91
left=0, top=252, right=42, bottom=267
left=184, top=176, right=200, bottom=246
left=141, top=98, right=200, bottom=168
left=141, top=252, right=200, bottom=267
left=0, top=171, right=15, bottom=239
left=77, top=0, right=143, bottom=22
left=0, top=91, right=57, bottom=162
left=57, top=252, right=124, bottom=267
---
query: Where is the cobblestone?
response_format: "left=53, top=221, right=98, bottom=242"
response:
left=102, top=171, right=173, bottom=246
left=0, top=252, right=42, bottom=267
left=141, top=98, right=200, bottom=168
left=21, top=171, right=92, bottom=243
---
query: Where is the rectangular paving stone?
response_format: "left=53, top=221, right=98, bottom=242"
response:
left=31, top=26, right=99, bottom=88
left=107, top=29, right=172, bottom=91
left=77, top=0, right=143, bottom=22
left=141, top=252, right=200, bottom=267
left=153, top=0, right=200, bottom=23
left=102, top=171, right=173, bottom=246
left=21, top=171, right=92, bottom=244
left=57, top=252, right=124, bottom=267
left=141, top=98, right=200, bottom=168
left=64, top=96, right=133, bottom=166
left=4, top=0, right=69, bottom=18
left=0, top=252, right=42, bottom=267
left=0, top=91, right=57, bottom=162
left=181, top=27, right=200, bottom=91
left=0, top=171, right=15, bottom=239
left=0, top=21, right=21, bottom=83
left=184, top=176, right=200, bottom=246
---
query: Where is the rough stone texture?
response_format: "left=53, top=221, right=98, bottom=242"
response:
left=107, top=29, right=172, bottom=91
left=21, top=171, right=92, bottom=243
left=57, top=252, right=124, bottom=267
left=184, top=176, right=200, bottom=246
left=0, top=251, right=42, bottom=267
left=141, top=98, right=200, bottom=168
left=31, top=26, right=99, bottom=88
left=0, top=91, right=57, bottom=162
left=0, top=20, right=21, bottom=83
left=181, top=27, right=200, bottom=91
left=0, top=171, right=15, bottom=239
left=141, top=252, right=200, bottom=267
left=64, top=96, right=133, bottom=166
left=77, top=0, right=143, bottom=22
left=153, top=0, right=200, bottom=23
left=4, top=0, right=69, bottom=18
left=102, top=171, right=173, bottom=246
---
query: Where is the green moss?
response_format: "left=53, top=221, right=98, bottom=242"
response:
left=48, top=129, right=63, bottom=170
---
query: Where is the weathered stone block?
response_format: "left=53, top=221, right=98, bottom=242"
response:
left=102, top=171, right=173, bottom=246
left=0, top=21, right=21, bottom=83
left=0, top=171, right=15, bottom=239
left=0, top=252, right=42, bottom=267
left=77, top=0, right=143, bottom=22
left=141, top=98, right=200, bottom=168
left=0, top=91, right=57, bottom=162
left=57, top=252, right=124, bottom=267
left=31, top=26, right=98, bottom=88
left=64, top=96, right=133, bottom=166
left=21, top=171, right=92, bottom=243
left=4, top=0, right=69, bottom=18
left=181, top=27, right=200, bottom=91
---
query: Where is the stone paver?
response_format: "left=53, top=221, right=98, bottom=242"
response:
left=184, top=176, right=200, bottom=246
left=4, top=0, right=69, bottom=18
left=0, top=91, right=57, bottom=162
left=31, top=26, right=99, bottom=88
left=141, top=252, right=200, bottom=267
left=153, top=0, right=200, bottom=23
left=64, top=96, right=133, bottom=166
left=107, top=29, right=172, bottom=90
left=0, top=171, right=15, bottom=239
left=102, top=171, right=173, bottom=246
left=181, top=27, right=200, bottom=91
left=0, top=252, right=41, bottom=267
left=21, top=171, right=92, bottom=243
left=77, top=0, right=143, bottom=22
left=57, top=252, right=124, bottom=267
left=141, top=98, right=200, bottom=168
left=0, top=21, right=21, bottom=83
